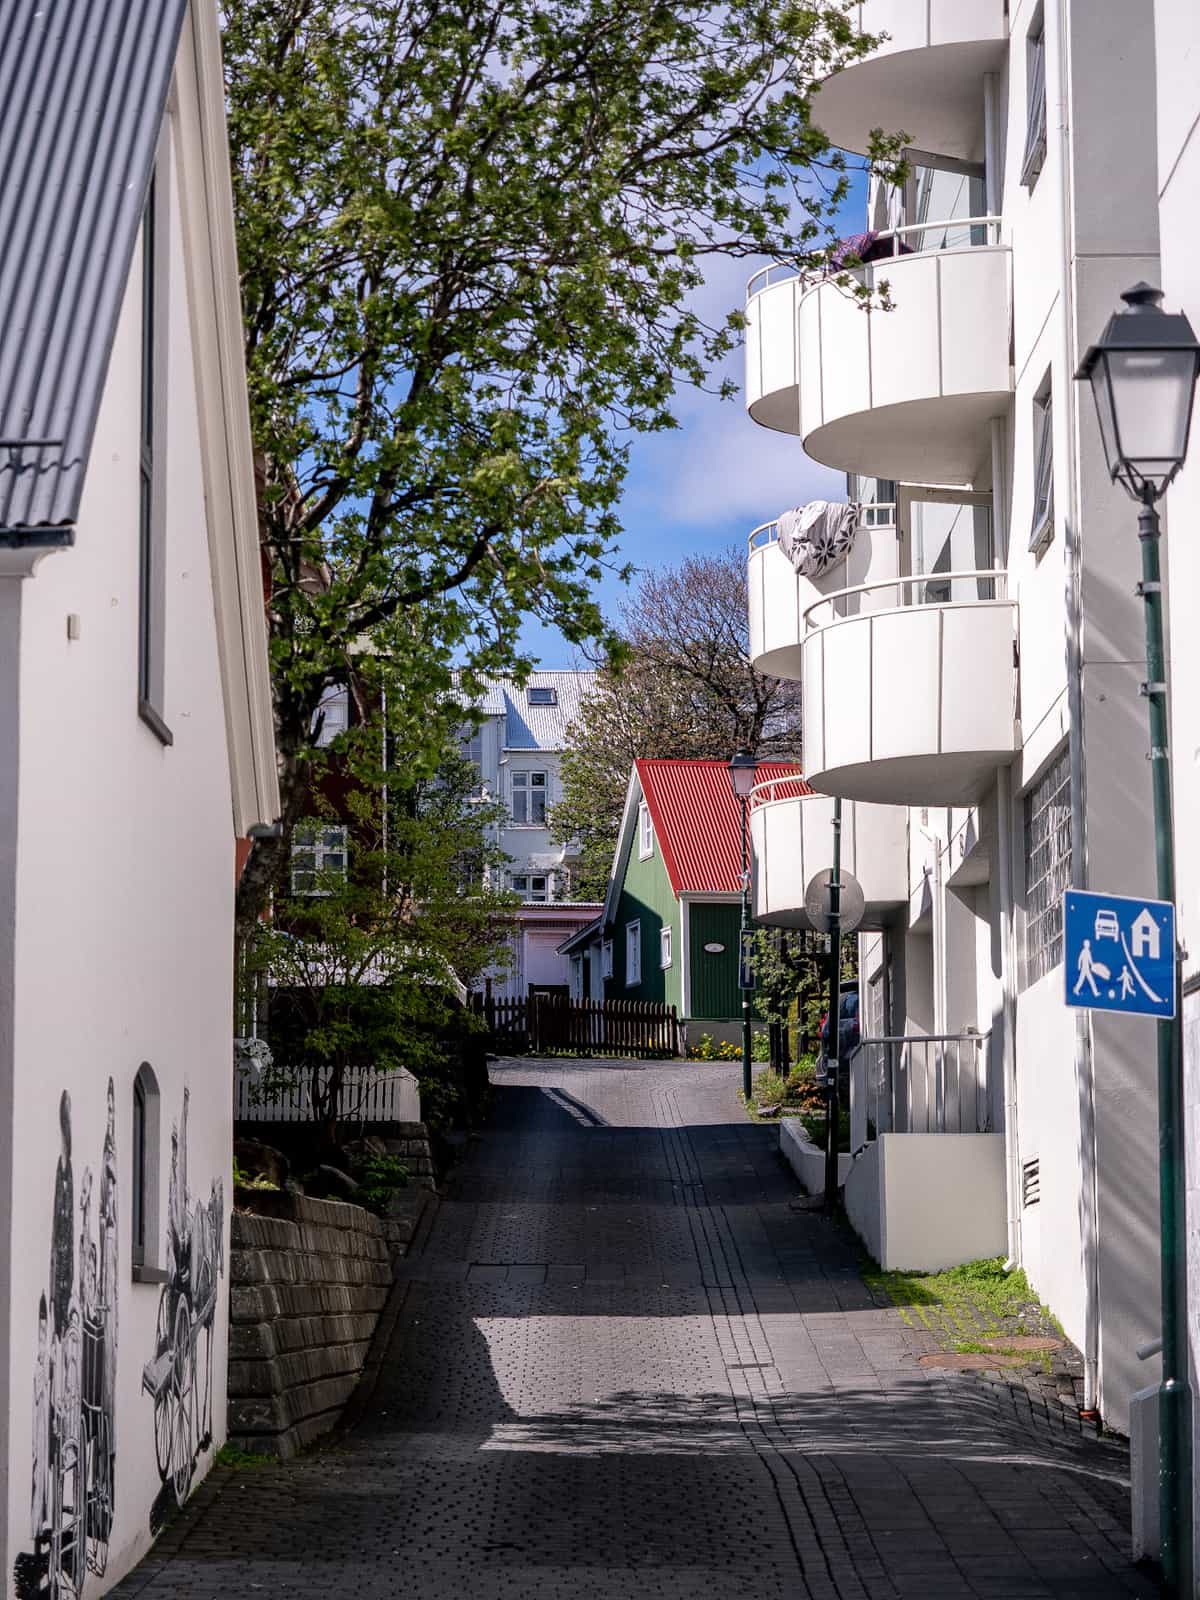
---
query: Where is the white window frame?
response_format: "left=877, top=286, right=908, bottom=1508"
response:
left=625, top=921, right=641, bottom=986
left=511, top=769, right=548, bottom=825
left=638, top=801, right=654, bottom=860
left=291, top=825, right=349, bottom=896
left=527, top=685, right=557, bottom=705
left=1020, top=18, right=1047, bottom=190
left=601, top=939, right=614, bottom=979
left=312, top=684, right=350, bottom=747
left=511, top=873, right=549, bottom=903
left=660, top=927, right=673, bottom=969
left=1029, top=381, right=1055, bottom=554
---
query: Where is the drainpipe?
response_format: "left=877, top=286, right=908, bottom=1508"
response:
left=1049, top=0, right=1099, bottom=1417
left=996, top=770, right=1022, bottom=1266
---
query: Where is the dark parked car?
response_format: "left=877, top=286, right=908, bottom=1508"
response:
left=819, top=991, right=860, bottom=1062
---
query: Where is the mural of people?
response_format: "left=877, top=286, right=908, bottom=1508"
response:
left=142, top=1086, right=224, bottom=1526
left=16, top=1082, right=118, bottom=1600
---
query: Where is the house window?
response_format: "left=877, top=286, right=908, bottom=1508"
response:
left=312, top=684, right=350, bottom=747
left=291, top=826, right=349, bottom=895
left=511, top=770, right=548, bottom=825
left=625, top=921, right=642, bottom=986
left=132, top=1063, right=161, bottom=1274
left=1023, top=750, right=1071, bottom=987
left=601, top=940, right=614, bottom=979
left=660, top=927, right=673, bottom=969
left=1029, top=382, right=1055, bottom=554
left=460, top=724, right=483, bottom=770
left=527, top=686, right=557, bottom=705
left=511, top=873, right=549, bottom=902
left=638, top=802, right=654, bottom=859
left=1020, top=17, right=1047, bottom=189
left=138, top=163, right=171, bottom=746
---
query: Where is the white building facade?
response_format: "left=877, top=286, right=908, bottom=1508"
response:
left=461, top=671, right=602, bottom=999
left=0, top=3, right=278, bottom=1594
left=746, top=0, right=1169, bottom=1466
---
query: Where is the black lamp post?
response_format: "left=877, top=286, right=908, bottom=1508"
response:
left=728, top=750, right=759, bottom=1102
left=1077, top=282, right=1200, bottom=1597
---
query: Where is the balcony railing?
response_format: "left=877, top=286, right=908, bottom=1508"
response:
left=746, top=216, right=1002, bottom=301
left=748, top=773, right=812, bottom=809
left=747, top=502, right=896, bottom=552
left=849, top=1032, right=993, bottom=1151
left=803, top=568, right=1008, bottom=630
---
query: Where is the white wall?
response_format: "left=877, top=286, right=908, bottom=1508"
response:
left=3, top=127, right=236, bottom=1596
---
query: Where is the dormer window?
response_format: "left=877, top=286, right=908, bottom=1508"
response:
left=527, top=686, right=557, bottom=705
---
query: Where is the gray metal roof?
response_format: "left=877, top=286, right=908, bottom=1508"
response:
left=0, top=0, right=187, bottom=544
left=453, top=670, right=598, bottom=751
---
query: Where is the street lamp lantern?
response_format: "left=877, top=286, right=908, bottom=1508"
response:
left=1077, top=282, right=1200, bottom=1598
left=1077, top=282, right=1200, bottom=503
left=728, top=749, right=758, bottom=801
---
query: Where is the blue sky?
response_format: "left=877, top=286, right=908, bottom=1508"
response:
left=521, top=174, right=867, bottom=666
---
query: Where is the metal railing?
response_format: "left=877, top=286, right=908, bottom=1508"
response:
left=849, top=1032, right=993, bottom=1150
left=748, top=774, right=813, bottom=811
left=747, top=502, right=896, bottom=551
left=746, top=215, right=1003, bottom=299
left=802, top=567, right=1009, bottom=631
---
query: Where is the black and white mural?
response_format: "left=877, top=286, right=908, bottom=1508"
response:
left=17, top=1082, right=119, bottom=1600
left=141, top=1087, right=225, bottom=1525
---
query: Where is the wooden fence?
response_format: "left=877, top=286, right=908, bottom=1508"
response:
left=476, top=995, right=682, bottom=1059
left=234, top=1064, right=421, bottom=1125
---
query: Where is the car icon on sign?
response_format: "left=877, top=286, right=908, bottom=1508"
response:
left=1094, top=909, right=1121, bottom=941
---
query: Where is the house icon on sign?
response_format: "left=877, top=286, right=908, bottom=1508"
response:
left=1132, top=908, right=1161, bottom=961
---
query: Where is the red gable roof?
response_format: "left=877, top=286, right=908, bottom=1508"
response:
left=634, top=759, right=810, bottom=896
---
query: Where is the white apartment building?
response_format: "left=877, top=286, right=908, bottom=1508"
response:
left=745, top=0, right=1171, bottom=1475
left=461, top=671, right=602, bottom=999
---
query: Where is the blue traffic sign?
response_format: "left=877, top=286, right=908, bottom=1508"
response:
left=1063, top=889, right=1175, bottom=1018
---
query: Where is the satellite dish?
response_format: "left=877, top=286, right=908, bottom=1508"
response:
left=804, top=868, right=865, bottom=936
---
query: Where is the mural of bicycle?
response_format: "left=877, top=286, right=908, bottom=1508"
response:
left=140, top=1090, right=225, bottom=1510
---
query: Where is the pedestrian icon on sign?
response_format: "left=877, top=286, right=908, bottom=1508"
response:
left=1064, top=890, right=1175, bottom=1018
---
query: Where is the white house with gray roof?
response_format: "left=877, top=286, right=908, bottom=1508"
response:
left=0, top=1, right=278, bottom=1591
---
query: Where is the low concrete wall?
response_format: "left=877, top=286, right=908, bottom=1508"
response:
left=779, top=1118, right=852, bottom=1193
left=844, top=1133, right=1007, bottom=1270
left=228, top=1192, right=394, bottom=1457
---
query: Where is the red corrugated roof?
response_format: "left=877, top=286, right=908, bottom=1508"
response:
left=635, top=759, right=810, bottom=896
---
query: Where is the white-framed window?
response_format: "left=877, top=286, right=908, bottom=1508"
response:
left=1020, top=15, right=1047, bottom=190
left=601, top=939, right=614, bottom=979
left=138, top=150, right=172, bottom=747
left=511, top=769, right=548, bottom=825
left=511, top=873, right=549, bottom=902
left=625, top=921, right=642, bottom=986
left=1023, top=750, right=1071, bottom=988
left=638, top=801, right=654, bottom=859
left=312, top=684, right=350, bottom=747
left=660, top=927, right=673, bottom=969
left=291, top=826, right=349, bottom=895
left=527, top=685, right=557, bottom=705
left=1029, top=380, right=1055, bottom=554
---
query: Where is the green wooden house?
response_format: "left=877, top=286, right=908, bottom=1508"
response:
left=561, top=759, right=801, bottom=1040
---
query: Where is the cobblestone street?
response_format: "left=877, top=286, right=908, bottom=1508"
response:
left=114, top=1059, right=1157, bottom=1599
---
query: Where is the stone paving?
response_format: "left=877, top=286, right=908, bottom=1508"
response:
left=113, top=1058, right=1158, bottom=1599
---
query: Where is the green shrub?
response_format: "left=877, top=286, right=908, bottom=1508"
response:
left=352, top=1153, right=409, bottom=1215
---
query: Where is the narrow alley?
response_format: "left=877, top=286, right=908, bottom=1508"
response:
left=114, top=1059, right=1154, bottom=1599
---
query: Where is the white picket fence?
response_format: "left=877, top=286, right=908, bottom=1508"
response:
left=234, top=1064, right=421, bottom=1125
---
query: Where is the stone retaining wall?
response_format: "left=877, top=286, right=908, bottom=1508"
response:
left=227, top=1191, right=393, bottom=1458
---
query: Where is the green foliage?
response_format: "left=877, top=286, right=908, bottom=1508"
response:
left=688, top=1029, right=770, bottom=1062
left=863, top=1256, right=1057, bottom=1354
left=351, top=1153, right=410, bottom=1215
left=215, top=1444, right=275, bottom=1469
left=222, top=0, right=904, bottom=927
left=751, top=928, right=858, bottom=1052
left=231, top=1155, right=279, bottom=1191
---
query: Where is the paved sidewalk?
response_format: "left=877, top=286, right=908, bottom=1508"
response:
left=113, top=1058, right=1156, bottom=1599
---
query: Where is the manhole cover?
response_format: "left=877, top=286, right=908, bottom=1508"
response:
left=979, top=1335, right=1063, bottom=1354
left=919, top=1353, right=1008, bottom=1371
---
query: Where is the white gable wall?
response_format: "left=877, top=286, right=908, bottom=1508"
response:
left=3, top=107, right=238, bottom=1595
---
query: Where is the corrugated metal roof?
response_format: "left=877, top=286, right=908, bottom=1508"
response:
left=454, top=670, right=597, bottom=750
left=0, top=0, right=187, bottom=542
left=636, top=759, right=809, bottom=896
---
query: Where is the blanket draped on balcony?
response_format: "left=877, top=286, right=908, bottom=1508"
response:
left=776, top=501, right=860, bottom=578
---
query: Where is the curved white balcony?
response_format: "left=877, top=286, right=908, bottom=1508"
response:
left=745, top=224, right=1011, bottom=482
left=814, top=1, right=1007, bottom=162
left=750, top=776, right=907, bottom=930
left=747, top=504, right=897, bottom=680
left=801, top=572, right=1017, bottom=806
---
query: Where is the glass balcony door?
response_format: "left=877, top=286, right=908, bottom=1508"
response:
left=898, top=487, right=995, bottom=605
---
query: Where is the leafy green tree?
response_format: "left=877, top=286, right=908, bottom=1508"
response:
left=551, top=547, right=800, bottom=897
left=243, top=742, right=514, bottom=1144
left=221, top=0, right=899, bottom=929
